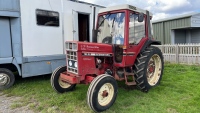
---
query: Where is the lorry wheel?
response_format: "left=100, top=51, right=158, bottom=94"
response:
left=0, top=68, right=15, bottom=90
left=87, top=74, right=118, bottom=112
left=133, top=46, right=164, bottom=92
left=51, top=66, right=76, bottom=93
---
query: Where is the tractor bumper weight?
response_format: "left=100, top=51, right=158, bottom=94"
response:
left=60, top=72, right=80, bottom=84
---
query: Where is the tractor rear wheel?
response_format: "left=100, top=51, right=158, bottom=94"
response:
left=87, top=74, right=118, bottom=112
left=51, top=66, right=76, bottom=93
left=133, top=46, right=164, bottom=92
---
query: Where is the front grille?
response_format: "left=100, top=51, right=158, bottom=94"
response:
left=67, top=51, right=78, bottom=74
left=66, top=42, right=77, bottom=50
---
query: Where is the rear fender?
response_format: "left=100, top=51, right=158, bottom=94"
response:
left=140, top=40, right=161, bottom=53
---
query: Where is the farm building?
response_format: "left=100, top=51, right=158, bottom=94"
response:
left=152, top=12, right=200, bottom=44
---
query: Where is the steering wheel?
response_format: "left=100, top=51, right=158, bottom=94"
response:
left=102, top=36, right=112, bottom=44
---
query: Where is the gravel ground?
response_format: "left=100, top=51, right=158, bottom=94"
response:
left=0, top=92, right=34, bottom=113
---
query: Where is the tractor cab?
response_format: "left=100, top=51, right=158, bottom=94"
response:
left=93, top=4, right=153, bottom=67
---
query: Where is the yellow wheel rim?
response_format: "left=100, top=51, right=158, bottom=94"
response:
left=98, top=83, right=114, bottom=106
left=147, top=54, right=162, bottom=86
left=58, top=77, right=71, bottom=88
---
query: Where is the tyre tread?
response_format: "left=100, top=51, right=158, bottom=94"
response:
left=133, top=46, right=164, bottom=92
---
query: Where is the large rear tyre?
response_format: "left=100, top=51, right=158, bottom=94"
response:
left=87, top=74, right=118, bottom=112
left=133, top=46, right=164, bottom=92
left=0, top=68, right=15, bottom=90
left=51, top=66, right=76, bottom=93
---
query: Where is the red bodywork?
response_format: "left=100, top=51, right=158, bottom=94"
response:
left=61, top=42, right=113, bottom=84
left=60, top=9, right=151, bottom=84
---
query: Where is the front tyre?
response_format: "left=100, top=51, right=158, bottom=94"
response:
left=87, top=74, right=118, bottom=112
left=0, top=68, right=15, bottom=90
left=133, top=46, right=164, bottom=92
left=51, top=66, right=76, bottom=93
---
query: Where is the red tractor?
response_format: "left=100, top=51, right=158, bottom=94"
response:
left=51, top=4, right=164, bottom=112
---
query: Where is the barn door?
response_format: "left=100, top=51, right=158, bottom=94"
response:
left=0, top=17, right=12, bottom=58
left=72, top=10, right=79, bottom=41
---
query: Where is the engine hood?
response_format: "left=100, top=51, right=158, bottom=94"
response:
left=66, top=41, right=113, bottom=53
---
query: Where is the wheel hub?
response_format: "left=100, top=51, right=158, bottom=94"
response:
left=102, top=90, right=109, bottom=98
left=98, top=83, right=114, bottom=106
left=147, top=60, right=155, bottom=78
left=0, top=74, right=9, bottom=86
left=149, top=62, right=155, bottom=73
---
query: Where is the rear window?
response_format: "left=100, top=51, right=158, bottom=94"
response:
left=36, top=9, right=59, bottom=27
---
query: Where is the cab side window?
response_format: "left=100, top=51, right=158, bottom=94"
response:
left=129, top=13, right=145, bottom=44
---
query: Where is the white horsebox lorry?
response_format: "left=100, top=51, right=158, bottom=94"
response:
left=0, top=0, right=104, bottom=90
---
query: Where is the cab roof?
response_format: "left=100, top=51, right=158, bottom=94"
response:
left=98, top=4, right=153, bottom=16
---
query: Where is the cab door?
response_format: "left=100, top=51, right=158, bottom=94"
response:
left=0, top=17, right=12, bottom=58
left=124, top=12, right=146, bottom=66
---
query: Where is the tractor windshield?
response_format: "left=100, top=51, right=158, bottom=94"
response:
left=97, top=12, right=125, bottom=45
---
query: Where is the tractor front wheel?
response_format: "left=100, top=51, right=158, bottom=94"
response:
left=51, top=66, right=76, bottom=93
left=87, top=74, right=118, bottom=112
left=133, top=46, right=164, bottom=92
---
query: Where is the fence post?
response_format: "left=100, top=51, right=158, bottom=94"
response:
left=161, top=45, right=164, bottom=53
left=175, top=44, right=179, bottom=63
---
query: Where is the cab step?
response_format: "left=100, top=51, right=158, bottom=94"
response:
left=124, top=68, right=136, bottom=86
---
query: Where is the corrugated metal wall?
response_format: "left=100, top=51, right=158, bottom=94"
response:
left=0, top=0, right=20, bottom=11
left=153, top=17, right=191, bottom=44
left=191, top=29, right=200, bottom=43
left=191, top=14, right=200, bottom=27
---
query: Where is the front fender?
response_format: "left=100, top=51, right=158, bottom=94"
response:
left=0, top=57, right=22, bottom=76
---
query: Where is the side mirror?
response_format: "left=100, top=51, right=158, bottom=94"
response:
left=138, top=13, right=144, bottom=22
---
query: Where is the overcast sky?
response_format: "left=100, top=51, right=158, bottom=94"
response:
left=79, top=0, right=200, bottom=20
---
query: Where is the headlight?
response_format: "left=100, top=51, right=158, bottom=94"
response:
left=68, top=60, right=77, bottom=68
left=69, top=60, right=73, bottom=67
left=74, top=62, right=77, bottom=68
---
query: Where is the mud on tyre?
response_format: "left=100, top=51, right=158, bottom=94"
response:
left=133, top=46, right=164, bottom=92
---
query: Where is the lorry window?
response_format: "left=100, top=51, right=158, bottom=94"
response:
left=129, top=13, right=145, bottom=44
left=36, top=9, right=59, bottom=27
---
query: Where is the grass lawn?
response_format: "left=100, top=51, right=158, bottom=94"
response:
left=2, top=63, right=200, bottom=113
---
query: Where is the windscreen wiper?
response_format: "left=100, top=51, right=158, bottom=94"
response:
left=97, top=12, right=111, bottom=29
left=112, top=17, right=116, bottom=28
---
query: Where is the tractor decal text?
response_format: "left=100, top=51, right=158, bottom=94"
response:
left=82, top=53, right=112, bottom=57
left=83, top=58, right=92, bottom=60
left=81, top=45, right=100, bottom=50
